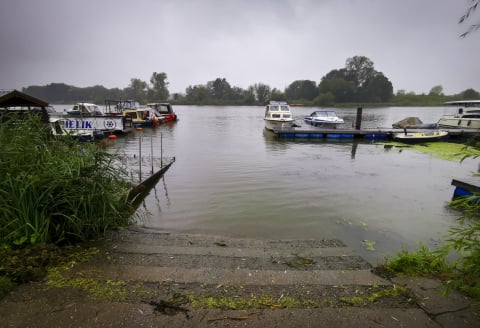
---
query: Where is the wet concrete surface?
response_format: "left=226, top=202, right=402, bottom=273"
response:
left=0, top=227, right=478, bottom=327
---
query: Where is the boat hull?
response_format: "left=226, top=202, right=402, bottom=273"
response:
left=393, top=130, right=448, bottom=143
left=264, top=119, right=294, bottom=131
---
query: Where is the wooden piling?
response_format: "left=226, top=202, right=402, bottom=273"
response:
left=355, top=107, right=363, bottom=130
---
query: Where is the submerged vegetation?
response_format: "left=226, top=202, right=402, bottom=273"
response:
left=0, top=113, right=134, bottom=297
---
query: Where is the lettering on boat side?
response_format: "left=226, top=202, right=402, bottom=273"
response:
left=64, top=120, right=94, bottom=129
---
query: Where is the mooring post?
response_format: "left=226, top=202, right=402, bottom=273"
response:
left=160, top=133, right=163, bottom=168
left=139, top=136, right=142, bottom=181
left=151, top=136, right=154, bottom=174
left=355, top=107, right=363, bottom=130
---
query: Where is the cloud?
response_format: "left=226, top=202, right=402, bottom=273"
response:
left=0, top=0, right=478, bottom=95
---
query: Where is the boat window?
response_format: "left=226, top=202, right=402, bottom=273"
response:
left=158, top=105, right=171, bottom=114
left=280, top=105, right=290, bottom=111
left=282, top=114, right=291, bottom=118
left=272, top=114, right=281, bottom=118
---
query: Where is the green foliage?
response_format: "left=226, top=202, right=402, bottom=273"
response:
left=0, top=276, right=15, bottom=298
left=318, top=56, right=393, bottom=103
left=285, top=80, right=319, bottom=101
left=0, top=113, right=133, bottom=246
left=385, top=243, right=451, bottom=277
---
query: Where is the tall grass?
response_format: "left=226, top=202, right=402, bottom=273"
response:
left=0, top=112, right=132, bottom=245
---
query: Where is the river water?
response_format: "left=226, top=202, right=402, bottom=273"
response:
left=68, top=104, right=477, bottom=264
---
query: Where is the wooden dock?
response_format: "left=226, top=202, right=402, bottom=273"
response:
left=272, top=127, right=480, bottom=140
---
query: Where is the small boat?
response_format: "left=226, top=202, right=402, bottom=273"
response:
left=104, top=99, right=165, bottom=127
left=437, top=100, right=480, bottom=129
left=123, top=108, right=166, bottom=127
left=264, top=101, right=295, bottom=131
left=393, top=129, right=448, bottom=143
left=304, top=110, right=344, bottom=128
left=146, top=103, right=178, bottom=122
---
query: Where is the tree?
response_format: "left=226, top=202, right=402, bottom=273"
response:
left=207, top=78, right=232, bottom=100
left=461, top=88, right=480, bottom=99
left=252, top=83, right=271, bottom=105
left=124, top=78, right=148, bottom=102
left=460, top=0, right=480, bottom=37
left=345, top=56, right=375, bottom=88
left=285, top=80, right=318, bottom=101
left=270, top=88, right=286, bottom=101
left=429, top=85, right=444, bottom=96
left=359, top=73, right=393, bottom=102
left=318, top=77, right=356, bottom=103
left=185, top=85, right=209, bottom=102
left=149, top=72, right=169, bottom=101
left=318, top=56, right=393, bottom=103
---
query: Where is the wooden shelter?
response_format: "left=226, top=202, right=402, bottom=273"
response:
left=0, top=90, right=50, bottom=123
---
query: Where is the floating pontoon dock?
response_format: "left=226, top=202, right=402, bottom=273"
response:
left=271, top=127, right=480, bottom=140
left=272, top=107, right=480, bottom=140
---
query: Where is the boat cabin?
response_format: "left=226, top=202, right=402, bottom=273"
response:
left=265, top=101, right=292, bottom=120
left=66, top=103, right=103, bottom=116
left=445, top=100, right=480, bottom=116
left=146, top=103, right=177, bottom=121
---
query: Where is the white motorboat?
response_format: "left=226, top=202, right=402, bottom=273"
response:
left=437, top=100, right=480, bottom=129
left=50, top=118, right=103, bottom=141
left=264, top=101, right=295, bottom=131
left=303, top=110, right=344, bottom=128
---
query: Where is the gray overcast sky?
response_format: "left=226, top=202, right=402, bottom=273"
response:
left=0, top=0, right=478, bottom=95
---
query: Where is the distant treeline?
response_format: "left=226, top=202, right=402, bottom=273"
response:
left=22, top=56, right=480, bottom=107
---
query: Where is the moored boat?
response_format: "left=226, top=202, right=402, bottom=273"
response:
left=105, top=99, right=165, bottom=127
left=65, top=103, right=103, bottom=116
left=123, top=107, right=166, bottom=127
left=50, top=118, right=104, bottom=141
left=304, top=110, right=344, bottom=128
left=264, top=101, right=295, bottom=131
left=393, top=129, right=448, bottom=143
left=146, top=103, right=178, bottom=122
left=437, top=100, right=480, bottom=129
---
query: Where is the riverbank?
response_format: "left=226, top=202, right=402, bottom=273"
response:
left=0, top=227, right=478, bottom=327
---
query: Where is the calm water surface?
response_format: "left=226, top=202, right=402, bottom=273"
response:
left=106, top=105, right=476, bottom=264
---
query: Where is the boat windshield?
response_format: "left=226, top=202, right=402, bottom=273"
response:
left=312, top=111, right=336, bottom=117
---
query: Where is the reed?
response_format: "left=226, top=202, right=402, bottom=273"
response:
left=0, top=113, right=132, bottom=245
